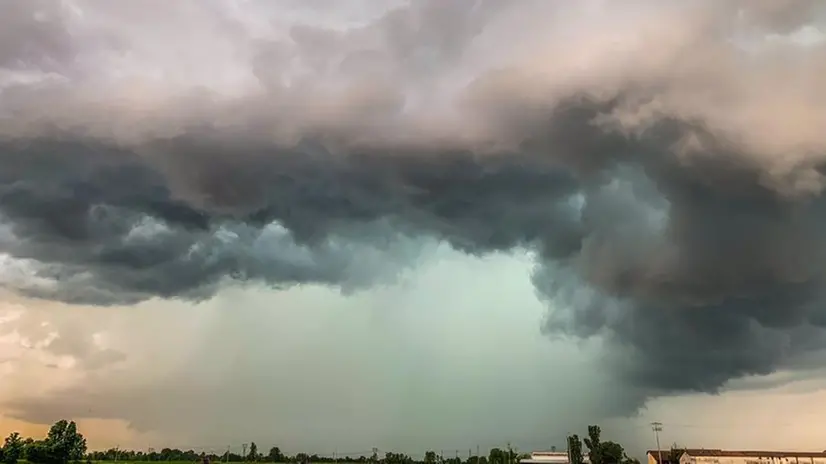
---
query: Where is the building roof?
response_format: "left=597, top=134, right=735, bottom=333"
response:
left=519, top=451, right=590, bottom=464
left=647, top=450, right=826, bottom=461
left=521, top=452, right=569, bottom=464
left=647, top=451, right=682, bottom=464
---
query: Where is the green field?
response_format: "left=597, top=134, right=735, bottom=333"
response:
left=85, top=462, right=327, bottom=464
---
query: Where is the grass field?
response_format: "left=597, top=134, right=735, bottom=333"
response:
left=13, top=460, right=349, bottom=464
left=21, top=460, right=366, bottom=464
left=86, top=461, right=333, bottom=464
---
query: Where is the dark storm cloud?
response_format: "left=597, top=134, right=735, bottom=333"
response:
left=1, top=0, right=826, bottom=409
left=0, top=132, right=584, bottom=305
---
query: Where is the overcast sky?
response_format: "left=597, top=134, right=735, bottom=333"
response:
left=4, top=249, right=826, bottom=457
left=1, top=0, right=826, bottom=459
left=6, top=248, right=826, bottom=457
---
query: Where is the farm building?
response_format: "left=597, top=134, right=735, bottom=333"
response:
left=520, top=451, right=591, bottom=464
left=647, top=449, right=826, bottom=464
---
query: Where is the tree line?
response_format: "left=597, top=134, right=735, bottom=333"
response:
left=1, top=420, right=86, bottom=464
left=566, top=425, right=640, bottom=464
left=2, top=420, right=641, bottom=464
left=85, top=447, right=528, bottom=464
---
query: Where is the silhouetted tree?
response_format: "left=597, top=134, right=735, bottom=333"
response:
left=489, top=449, right=507, bottom=464
left=584, top=425, right=603, bottom=464
left=599, top=442, right=624, bottom=464
left=268, top=447, right=284, bottom=462
left=49, top=420, right=87, bottom=463
left=2, top=432, right=23, bottom=464
left=668, top=445, right=685, bottom=464
left=383, top=452, right=413, bottom=464
left=567, top=435, right=584, bottom=464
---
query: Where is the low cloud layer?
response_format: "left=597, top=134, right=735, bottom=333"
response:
left=1, top=0, right=826, bottom=409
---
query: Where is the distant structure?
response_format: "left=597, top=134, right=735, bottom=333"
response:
left=520, top=451, right=591, bottom=464
left=647, top=449, right=826, bottom=464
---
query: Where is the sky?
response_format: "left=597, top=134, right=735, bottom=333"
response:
left=1, top=0, right=826, bottom=459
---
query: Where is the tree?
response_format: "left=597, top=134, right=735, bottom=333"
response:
left=574, top=424, right=636, bottom=464
left=567, top=435, right=584, bottom=464
left=383, top=452, right=413, bottom=464
left=506, top=444, right=519, bottom=464
left=46, top=420, right=87, bottom=464
left=668, top=445, right=685, bottom=464
left=599, top=442, right=624, bottom=464
left=248, top=442, right=258, bottom=462
left=268, top=447, right=284, bottom=462
left=22, top=420, right=86, bottom=464
left=489, top=448, right=507, bottom=464
left=584, top=425, right=603, bottom=464
left=24, top=441, right=52, bottom=464
left=424, top=451, right=438, bottom=464
left=3, top=432, right=23, bottom=464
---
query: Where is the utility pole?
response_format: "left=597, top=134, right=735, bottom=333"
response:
left=243, top=444, right=248, bottom=461
left=477, top=446, right=480, bottom=461
left=651, top=422, right=663, bottom=464
left=225, top=446, right=230, bottom=463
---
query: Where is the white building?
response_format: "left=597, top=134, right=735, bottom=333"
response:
left=520, top=451, right=591, bottom=464
left=647, top=449, right=826, bottom=464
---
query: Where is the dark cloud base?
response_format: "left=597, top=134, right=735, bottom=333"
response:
left=3, top=94, right=826, bottom=410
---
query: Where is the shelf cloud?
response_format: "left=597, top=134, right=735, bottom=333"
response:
left=1, top=0, right=825, bottom=409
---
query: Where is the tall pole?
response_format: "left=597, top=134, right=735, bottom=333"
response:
left=651, top=422, right=663, bottom=464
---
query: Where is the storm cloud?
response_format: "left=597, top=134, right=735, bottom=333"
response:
left=1, top=0, right=826, bottom=408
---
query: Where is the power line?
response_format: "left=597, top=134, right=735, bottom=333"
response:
left=628, top=419, right=807, bottom=431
